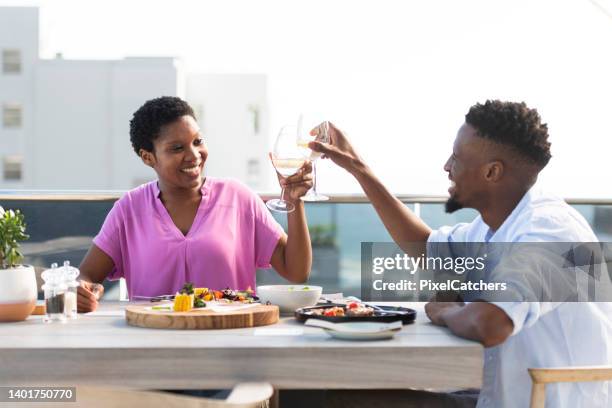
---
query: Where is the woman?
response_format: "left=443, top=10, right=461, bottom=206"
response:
left=77, top=96, right=313, bottom=312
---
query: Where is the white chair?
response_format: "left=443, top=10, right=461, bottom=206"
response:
left=529, top=366, right=612, bottom=408
left=21, top=383, right=274, bottom=408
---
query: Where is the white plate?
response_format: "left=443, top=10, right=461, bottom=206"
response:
left=144, top=301, right=259, bottom=313
left=306, top=320, right=402, bottom=341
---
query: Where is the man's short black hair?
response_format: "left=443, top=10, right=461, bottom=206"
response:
left=129, top=96, right=196, bottom=155
left=465, top=100, right=551, bottom=167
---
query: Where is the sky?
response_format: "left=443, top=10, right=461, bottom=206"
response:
left=3, top=0, right=612, bottom=198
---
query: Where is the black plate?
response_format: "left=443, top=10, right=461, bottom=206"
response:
left=294, top=304, right=416, bottom=325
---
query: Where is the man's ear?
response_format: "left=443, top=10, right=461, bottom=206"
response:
left=139, top=149, right=155, bottom=168
left=484, top=160, right=504, bottom=182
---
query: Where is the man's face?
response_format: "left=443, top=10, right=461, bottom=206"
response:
left=144, top=115, right=209, bottom=191
left=443, top=123, right=489, bottom=213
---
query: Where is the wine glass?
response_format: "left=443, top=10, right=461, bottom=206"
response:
left=297, top=117, right=330, bottom=201
left=266, top=125, right=308, bottom=213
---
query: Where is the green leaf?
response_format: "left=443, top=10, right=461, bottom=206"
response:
left=0, top=208, right=28, bottom=268
left=180, top=282, right=194, bottom=295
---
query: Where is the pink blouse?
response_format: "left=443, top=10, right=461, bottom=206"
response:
left=93, top=178, right=283, bottom=298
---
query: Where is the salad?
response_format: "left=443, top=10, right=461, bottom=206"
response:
left=159, top=282, right=260, bottom=312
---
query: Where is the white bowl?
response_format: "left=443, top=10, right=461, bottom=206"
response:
left=256, top=285, right=322, bottom=313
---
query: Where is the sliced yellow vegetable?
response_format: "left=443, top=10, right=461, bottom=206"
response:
left=173, top=294, right=194, bottom=312
left=194, top=287, right=209, bottom=297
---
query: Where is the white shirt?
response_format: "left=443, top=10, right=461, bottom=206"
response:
left=428, top=186, right=612, bottom=408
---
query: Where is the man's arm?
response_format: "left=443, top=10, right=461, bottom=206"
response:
left=310, top=123, right=431, bottom=249
left=352, top=161, right=432, bottom=245
left=425, top=301, right=514, bottom=348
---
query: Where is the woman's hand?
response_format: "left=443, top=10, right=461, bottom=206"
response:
left=271, top=155, right=313, bottom=203
left=77, top=281, right=104, bottom=313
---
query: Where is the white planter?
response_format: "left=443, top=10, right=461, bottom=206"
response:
left=0, top=265, right=37, bottom=322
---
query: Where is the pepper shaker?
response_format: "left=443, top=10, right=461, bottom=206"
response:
left=41, top=263, right=67, bottom=323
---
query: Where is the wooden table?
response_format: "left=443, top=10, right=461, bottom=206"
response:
left=0, top=302, right=482, bottom=390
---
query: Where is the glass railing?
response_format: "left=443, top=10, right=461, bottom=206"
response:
left=2, top=192, right=611, bottom=299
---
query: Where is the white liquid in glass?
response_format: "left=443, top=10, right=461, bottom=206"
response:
left=272, top=158, right=306, bottom=176
left=296, top=140, right=322, bottom=159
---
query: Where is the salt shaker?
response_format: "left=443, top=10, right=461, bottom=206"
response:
left=41, top=263, right=67, bottom=323
left=61, top=260, right=80, bottom=319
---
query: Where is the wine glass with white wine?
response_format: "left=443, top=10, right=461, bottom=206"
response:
left=267, top=125, right=308, bottom=213
left=297, top=116, right=330, bottom=201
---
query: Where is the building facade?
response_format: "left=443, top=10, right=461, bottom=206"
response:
left=0, top=7, right=272, bottom=191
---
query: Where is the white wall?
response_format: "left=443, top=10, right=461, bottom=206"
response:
left=0, top=7, right=38, bottom=187
left=32, top=60, right=111, bottom=189
left=186, top=74, right=273, bottom=191
left=32, top=57, right=180, bottom=190
left=0, top=7, right=271, bottom=191
left=109, top=57, right=182, bottom=189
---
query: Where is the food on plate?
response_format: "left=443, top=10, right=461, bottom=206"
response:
left=214, top=287, right=259, bottom=303
left=173, top=283, right=201, bottom=311
left=310, top=302, right=375, bottom=317
left=151, top=305, right=172, bottom=311
left=193, top=285, right=258, bottom=303
left=194, top=287, right=212, bottom=300
left=180, top=282, right=195, bottom=295
left=169, top=283, right=259, bottom=312
left=193, top=296, right=206, bottom=308
left=173, top=293, right=194, bottom=312
left=321, top=306, right=345, bottom=317
left=345, top=302, right=375, bottom=316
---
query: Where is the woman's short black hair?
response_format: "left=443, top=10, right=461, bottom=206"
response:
left=465, top=100, right=552, bottom=167
left=129, top=96, right=196, bottom=155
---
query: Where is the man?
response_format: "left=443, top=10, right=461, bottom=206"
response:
left=308, top=100, right=612, bottom=407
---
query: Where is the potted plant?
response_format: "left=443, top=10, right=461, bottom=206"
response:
left=0, top=206, right=36, bottom=322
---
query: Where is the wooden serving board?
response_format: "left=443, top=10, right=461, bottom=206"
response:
left=125, top=304, right=279, bottom=330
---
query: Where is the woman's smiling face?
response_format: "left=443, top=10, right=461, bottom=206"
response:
left=141, top=115, right=208, bottom=191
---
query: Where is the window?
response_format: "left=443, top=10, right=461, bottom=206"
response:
left=3, top=104, right=22, bottom=128
left=3, top=156, right=22, bottom=181
left=248, top=105, right=260, bottom=134
left=247, top=158, right=260, bottom=175
left=2, top=49, right=21, bottom=74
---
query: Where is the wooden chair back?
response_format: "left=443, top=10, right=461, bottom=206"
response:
left=529, top=366, right=612, bottom=408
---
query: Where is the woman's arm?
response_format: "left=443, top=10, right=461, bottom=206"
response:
left=269, top=163, right=313, bottom=283
left=77, top=244, right=114, bottom=312
left=270, top=202, right=312, bottom=283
